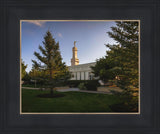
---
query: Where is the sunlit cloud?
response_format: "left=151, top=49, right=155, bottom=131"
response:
left=57, top=32, right=63, bottom=38
left=25, top=20, right=46, bottom=27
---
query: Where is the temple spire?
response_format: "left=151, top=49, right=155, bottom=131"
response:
left=71, top=41, right=79, bottom=66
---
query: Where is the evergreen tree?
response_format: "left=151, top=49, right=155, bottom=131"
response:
left=32, top=30, right=70, bottom=95
left=21, top=59, right=27, bottom=80
left=107, top=21, right=139, bottom=89
left=92, top=21, right=139, bottom=111
left=92, top=21, right=139, bottom=89
left=91, top=57, right=111, bottom=81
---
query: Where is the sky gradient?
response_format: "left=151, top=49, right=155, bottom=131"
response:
left=21, top=20, right=117, bottom=72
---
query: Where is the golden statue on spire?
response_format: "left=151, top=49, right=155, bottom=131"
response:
left=74, top=41, right=77, bottom=47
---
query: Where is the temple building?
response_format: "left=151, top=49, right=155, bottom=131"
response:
left=68, top=41, right=96, bottom=80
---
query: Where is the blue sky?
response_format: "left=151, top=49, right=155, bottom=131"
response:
left=21, top=20, right=117, bottom=72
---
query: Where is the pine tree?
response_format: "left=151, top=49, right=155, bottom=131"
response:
left=91, top=57, right=111, bottom=81
left=32, top=30, right=70, bottom=95
left=21, top=59, right=27, bottom=80
left=91, top=21, right=139, bottom=111
left=107, top=21, right=139, bottom=89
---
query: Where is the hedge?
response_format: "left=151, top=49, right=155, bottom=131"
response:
left=67, top=80, right=100, bottom=91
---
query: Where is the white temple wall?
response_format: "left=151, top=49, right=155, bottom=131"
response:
left=85, top=72, right=89, bottom=80
left=68, top=62, right=96, bottom=80
left=71, top=72, right=76, bottom=80
left=77, top=72, right=80, bottom=80
left=81, top=72, right=85, bottom=80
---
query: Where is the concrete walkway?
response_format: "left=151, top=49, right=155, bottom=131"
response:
left=22, top=87, right=41, bottom=90
left=58, top=88, right=111, bottom=94
left=77, top=90, right=112, bottom=94
left=22, top=87, right=79, bottom=91
left=57, top=88, right=80, bottom=92
left=22, top=87, right=111, bottom=94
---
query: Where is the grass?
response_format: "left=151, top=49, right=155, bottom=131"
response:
left=22, top=89, right=122, bottom=113
left=22, top=84, right=42, bottom=88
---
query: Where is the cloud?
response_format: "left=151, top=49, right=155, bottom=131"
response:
left=25, top=20, right=46, bottom=27
left=57, top=33, right=63, bottom=38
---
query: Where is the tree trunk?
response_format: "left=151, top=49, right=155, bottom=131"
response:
left=50, top=68, right=53, bottom=96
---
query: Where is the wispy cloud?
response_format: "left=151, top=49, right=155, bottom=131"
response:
left=25, top=20, right=46, bottom=27
left=57, top=32, right=63, bottom=38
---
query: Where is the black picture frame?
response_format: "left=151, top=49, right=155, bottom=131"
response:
left=0, top=0, right=159, bottom=133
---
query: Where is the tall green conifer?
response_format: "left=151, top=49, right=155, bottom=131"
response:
left=107, top=21, right=139, bottom=88
left=21, top=59, right=27, bottom=79
left=32, top=31, right=70, bottom=95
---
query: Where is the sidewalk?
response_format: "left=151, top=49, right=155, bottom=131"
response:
left=22, top=87, right=41, bottom=90
left=22, top=87, right=111, bottom=94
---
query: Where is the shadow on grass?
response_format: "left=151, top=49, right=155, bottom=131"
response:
left=109, top=102, right=138, bottom=112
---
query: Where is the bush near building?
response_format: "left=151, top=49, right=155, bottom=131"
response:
left=68, top=80, right=100, bottom=91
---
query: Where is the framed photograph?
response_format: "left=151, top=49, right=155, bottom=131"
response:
left=0, top=0, right=159, bottom=134
left=20, top=20, right=140, bottom=114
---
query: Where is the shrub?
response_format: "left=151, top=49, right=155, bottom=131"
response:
left=67, top=80, right=100, bottom=91
left=78, top=83, right=87, bottom=90
left=67, top=80, right=82, bottom=87
left=85, top=81, right=100, bottom=91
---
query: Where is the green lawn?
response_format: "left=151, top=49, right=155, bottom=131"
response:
left=22, top=89, right=123, bottom=113
left=22, top=84, right=42, bottom=88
